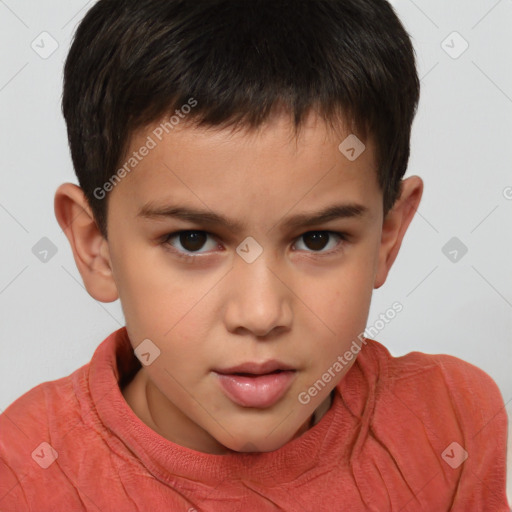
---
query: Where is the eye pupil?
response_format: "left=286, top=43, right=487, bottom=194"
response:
left=303, top=232, right=329, bottom=251
left=180, top=231, right=206, bottom=252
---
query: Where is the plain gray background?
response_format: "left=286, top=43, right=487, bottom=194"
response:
left=0, top=0, right=511, bottom=502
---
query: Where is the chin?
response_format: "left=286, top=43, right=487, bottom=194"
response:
left=230, top=439, right=285, bottom=454
left=201, top=401, right=316, bottom=454
left=216, top=428, right=300, bottom=454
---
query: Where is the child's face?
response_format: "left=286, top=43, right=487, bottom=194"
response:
left=74, top=111, right=420, bottom=454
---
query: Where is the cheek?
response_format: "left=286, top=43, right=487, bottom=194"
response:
left=111, top=242, right=215, bottom=335
left=297, top=253, right=376, bottom=368
left=311, top=252, right=375, bottom=322
left=115, top=267, right=222, bottom=384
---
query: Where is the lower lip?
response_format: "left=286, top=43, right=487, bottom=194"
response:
left=214, top=370, right=296, bottom=408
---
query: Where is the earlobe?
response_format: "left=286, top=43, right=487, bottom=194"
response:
left=374, top=176, right=424, bottom=289
left=54, top=183, right=119, bottom=303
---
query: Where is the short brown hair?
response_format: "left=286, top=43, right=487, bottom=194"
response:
left=62, top=0, right=420, bottom=238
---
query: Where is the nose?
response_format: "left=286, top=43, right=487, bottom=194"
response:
left=223, top=253, right=292, bottom=338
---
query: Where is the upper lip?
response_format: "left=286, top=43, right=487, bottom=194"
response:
left=214, top=360, right=295, bottom=375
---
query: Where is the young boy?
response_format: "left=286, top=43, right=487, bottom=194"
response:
left=0, top=0, right=509, bottom=510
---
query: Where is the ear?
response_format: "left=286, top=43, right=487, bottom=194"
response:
left=374, top=176, right=423, bottom=289
left=54, top=183, right=119, bottom=302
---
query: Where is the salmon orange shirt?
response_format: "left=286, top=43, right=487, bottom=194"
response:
left=0, top=327, right=509, bottom=511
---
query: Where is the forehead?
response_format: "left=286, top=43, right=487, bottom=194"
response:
left=108, top=111, right=380, bottom=225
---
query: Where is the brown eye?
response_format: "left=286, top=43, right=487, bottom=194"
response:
left=163, top=230, right=218, bottom=255
left=178, top=231, right=207, bottom=252
left=294, top=231, right=347, bottom=254
left=302, top=232, right=330, bottom=251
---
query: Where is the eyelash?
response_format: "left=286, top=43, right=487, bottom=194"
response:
left=160, top=230, right=349, bottom=262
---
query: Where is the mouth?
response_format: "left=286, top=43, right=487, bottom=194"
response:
left=213, top=361, right=297, bottom=408
left=215, top=360, right=296, bottom=376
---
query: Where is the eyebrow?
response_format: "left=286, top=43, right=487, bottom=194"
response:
left=137, top=201, right=369, bottom=233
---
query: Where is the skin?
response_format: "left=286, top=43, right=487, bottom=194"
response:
left=54, top=110, right=423, bottom=455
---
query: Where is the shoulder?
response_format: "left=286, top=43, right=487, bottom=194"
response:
left=383, top=344, right=507, bottom=421
left=0, top=370, right=83, bottom=443
left=0, top=371, right=84, bottom=510
left=364, top=339, right=508, bottom=433
left=0, top=329, right=135, bottom=510
left=350, top=338, right=508, bottom=429
left=363, top=339, right=509, bottom=508
left=363, top=338, right=505, bottom=412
